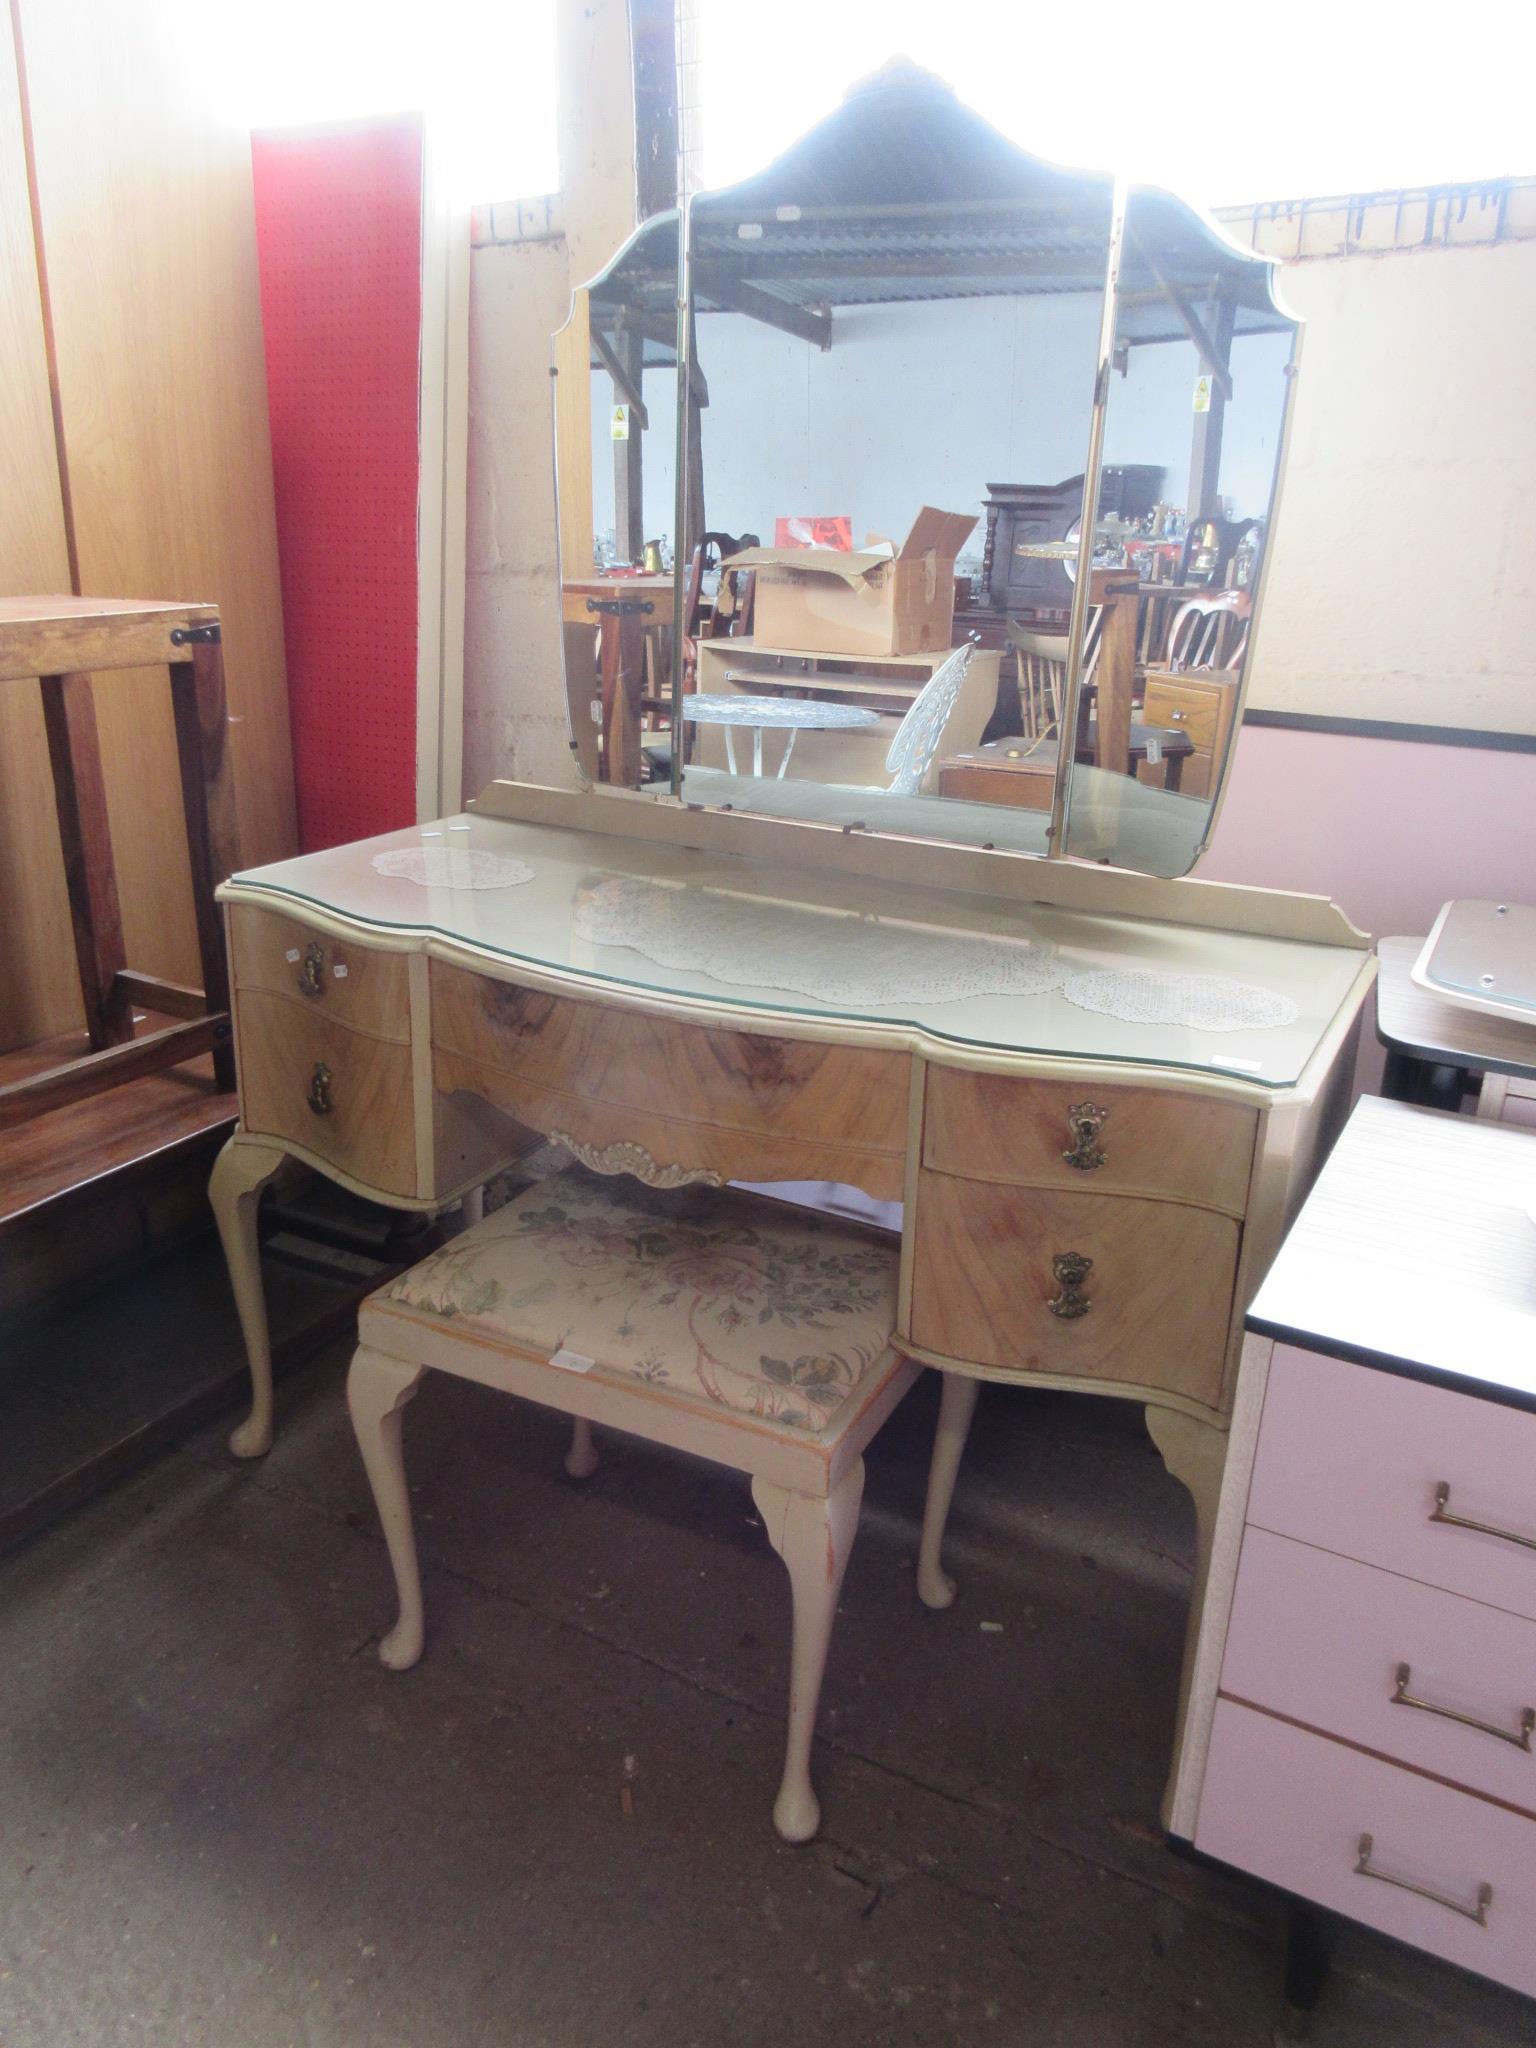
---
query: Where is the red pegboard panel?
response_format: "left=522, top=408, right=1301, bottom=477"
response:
left=252, top=118, right=423, bottom=852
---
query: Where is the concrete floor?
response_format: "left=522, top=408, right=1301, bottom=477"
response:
left=2, top=1345, right=1532, bottom=2048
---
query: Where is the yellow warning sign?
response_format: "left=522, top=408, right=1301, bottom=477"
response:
left=610, top=405, right=630, bottom=441
left=1192, top=375, right=1213, bottom=415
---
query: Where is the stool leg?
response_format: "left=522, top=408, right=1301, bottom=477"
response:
left=751, top=1460, right=864, bottom=1844
left=460, top=1184, right=486, bottom=1229
left=916, top=1371, right=979, bottom=1610
left=347, top=1346, right=427, bottom=1671
left=564, top=1416, right=599, bottom=1479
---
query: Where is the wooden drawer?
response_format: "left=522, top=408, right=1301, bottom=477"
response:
left=237, top=990, right=417, bottom=1198
left=1247, top=1347, right=1536, bottom=1624
left=430, top=962, right=908, bottom=1199
left=922, top=1067, right=1256, bottom=1217
left=229, top=904, right=410, bottom=1042
left=1196, top=1701, right=1536, bottom=1998
left=1222, top=1528, right=1536, bottom=1814
left=1142, top=675, right=1229, bottom=755
left=908, top=1170, right=1239, bottom=1405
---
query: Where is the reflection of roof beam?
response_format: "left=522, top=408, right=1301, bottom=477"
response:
left=590, top=324, right=649, bottom=428
left=693, top=266, right=831, bottom=348
left=609, top=305, right=710, bottom=406
left=696, top=248, right=1100, bottom=287
left=1127, top=238, right=1234, bottom=399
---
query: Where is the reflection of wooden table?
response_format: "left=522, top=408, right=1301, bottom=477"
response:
left=562, top=575, right=675, bottom=790
left=939, top=724, right=1194, bottom=811
left=1375, top=934, right=1536, bottom=1118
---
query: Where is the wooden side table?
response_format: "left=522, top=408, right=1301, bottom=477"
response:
left=0, top=597, right=240, bottom=1127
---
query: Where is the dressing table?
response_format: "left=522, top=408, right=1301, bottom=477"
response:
left=212, top=62, right=1376, bottom=1810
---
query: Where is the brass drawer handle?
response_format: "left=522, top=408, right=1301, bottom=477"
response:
left=1048, top=1251, right=1092, bottom=1319
left=1431, top=1481, right=1536, bottom=1554
left=307, top=1061, right=333, bottom=1116
left=298, top=941, right=325, bottom=997
left=1354, top=1833, right=1492, bottom=1926
left=1391, top=1663, right=1534, bottom=1750
left=1063, top=1100, right=1108, bottom=1171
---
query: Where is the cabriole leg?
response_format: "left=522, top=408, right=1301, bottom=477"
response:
left=1145, top=1403, right=1228, bottom=1826
left=916, top=1369, right=980, bottom=1610
left=751, top=1461, right=865, bottom=1843
left=209, top=1133, right=290, bottom=1458
left=347, top=1346, right=428, bottom=1671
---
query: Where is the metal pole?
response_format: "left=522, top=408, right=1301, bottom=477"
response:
left=668, top=191, right=694, bottom=798
left=1045, top=178, right=1128, bottom=862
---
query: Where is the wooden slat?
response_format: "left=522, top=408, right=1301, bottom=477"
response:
left=0, top=1015, right=221, bottom=1130
left=0, top=598, right=219, bottom=682
left=37, top=669, right=132, bottom=1048
left=0, top=15, right=77, bottom=1050
left=169, top=637, right=239, bottom=1087
left=114, top=971, right=207, bottom=1022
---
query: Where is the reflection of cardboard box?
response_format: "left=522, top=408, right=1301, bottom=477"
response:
left=727, top=507, right=976, bottom=657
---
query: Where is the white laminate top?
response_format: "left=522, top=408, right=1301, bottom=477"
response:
left=1248, top=1094, right=1536, bottom=1402
left=222, top=811, right=1368, bottom=1089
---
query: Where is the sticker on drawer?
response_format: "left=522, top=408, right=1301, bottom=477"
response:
left=549, top=1346, right=595, bottom=1374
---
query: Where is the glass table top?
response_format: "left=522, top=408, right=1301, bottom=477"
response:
left=224, top=812, right=1369, bottom=1088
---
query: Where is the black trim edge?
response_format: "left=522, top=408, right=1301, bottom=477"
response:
left=1243, top=710, right=1536, bottom=754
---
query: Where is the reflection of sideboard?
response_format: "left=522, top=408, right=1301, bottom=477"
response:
left=1139, top=670, right=1240, bottom=801
left=694, top=639, right=1002, bottom=790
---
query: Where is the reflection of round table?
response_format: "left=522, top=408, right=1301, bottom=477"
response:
left=680, top=693, right=883, bottom=778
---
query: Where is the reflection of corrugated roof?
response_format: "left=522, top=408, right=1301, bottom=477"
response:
left=587, top=58, right=1291, bottom=367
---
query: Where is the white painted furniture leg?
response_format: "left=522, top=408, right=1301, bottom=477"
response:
left=209, top=1133, right=291, bottom=1459
left=1145, top=1403, right=1228, bottom=1825
left=564, top=1416, right=599, bottom=1479
left=916, top=1369, right=980, bottom=1609
left=348, top=1346, right=428, bottom=1671
left=751, top=1461, right=865, bottom=1843
left=460, top=1184, right=486, bottom=1227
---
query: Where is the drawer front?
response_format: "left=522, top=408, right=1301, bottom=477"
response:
left=908, top=1171, right=1239, bottom=1405
left=1197, top=1701, right=1536, bottom=1998
left=1247, top=1346, right=1536, bottom=1623
left=922, top=1067, right=1256, bottom=1216
left=237, top=991, right=417, bottom=1197
left=1142, top=677, right=1225, bottom=754
left=229, top=904, right=410, bottom=1042
left=1222, top=1528, right=1536, bottom=1813
left=431, top=962, right=908, bottom=1186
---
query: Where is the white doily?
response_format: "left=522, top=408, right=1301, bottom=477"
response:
left=574, top=876, right=1065, bottom=1008
left=1062, top=969, right=1298, bottom=1032
left=370, top=847, right=534, bottom=890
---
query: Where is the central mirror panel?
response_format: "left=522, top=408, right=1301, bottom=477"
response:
left=556, top=62, right=1297, bottom=880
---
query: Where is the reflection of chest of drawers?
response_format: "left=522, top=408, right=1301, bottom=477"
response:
left=1173, top=1095, right=1536, bottom=2006
left=1139, top=670, right=1238, bottom=801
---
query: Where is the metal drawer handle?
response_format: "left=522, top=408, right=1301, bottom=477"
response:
left=1431, top=1481, right=1536, bottom=1554
left=298, top=941, right=325, bottom=997
left=1048, top=1251, right=1092, bottom=1319
left=307, top=1061, right=333, bottom=1116
left=1062, top=1100, right=1108, bottom=1171
left=1391, top=1663, right=1535, bottom=1751
left=1354, top=1834, right=1492, bottom=1926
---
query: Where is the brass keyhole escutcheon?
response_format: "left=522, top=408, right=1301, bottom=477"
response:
left=1048, top=1251, right=1092, bottom=1319
left=307, top=1061, right=333, bottom=1116
left=1063, top=1100, right=1108, bottom=1171
left=299, top=941, right=326, bottom=997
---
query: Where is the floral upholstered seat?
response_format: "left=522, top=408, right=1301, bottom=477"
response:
left=375, top=1167, right=899, bottom=1436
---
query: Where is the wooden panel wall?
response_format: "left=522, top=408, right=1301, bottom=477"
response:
left=7, top=0, right=296, bottom=1006
left=0, top=12, right=77, bottom=1049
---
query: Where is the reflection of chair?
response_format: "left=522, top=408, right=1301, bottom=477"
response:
left=883, top=642, right=976, bottom=795
left=1166, top=591, right=1249, bottom=671
left=1006, top=615, right=1103, bottom=741
left=680, top=530, right=757, bottom=699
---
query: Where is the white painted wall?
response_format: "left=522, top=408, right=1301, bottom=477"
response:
left=589, top=296, right=1290, bottom=559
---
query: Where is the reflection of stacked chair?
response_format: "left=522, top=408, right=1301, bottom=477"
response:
left=1006, top=613, right=1105, bottom=743
left=1166, top=591, right=1249, bottom=672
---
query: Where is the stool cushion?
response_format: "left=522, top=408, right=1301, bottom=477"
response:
left=374, top=1168, right=900, bottom=1436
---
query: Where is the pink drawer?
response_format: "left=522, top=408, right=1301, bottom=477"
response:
left=1222, top=1528, right=1536, bottom=1813
left=1196, top=1701, right=1536, bottom=1998
left=1247, top=1346, right=1536, bottom=1623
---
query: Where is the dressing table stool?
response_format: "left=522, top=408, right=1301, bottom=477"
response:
left=346, top=1164, right=917, bottom=1843
left=1168, top=1094, right=1536, bottom=2020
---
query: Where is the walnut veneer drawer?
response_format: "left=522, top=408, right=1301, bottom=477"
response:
left=229, top=904, right=410, bottom=1042
left=1141, top=675, right=1230, bottom=755
left=922, top=1067, right=1256, bottom=1217
left=1247, top=1347, right=1536, bottom=1624
left=1222, top=1528, right=1536, bottom=1815
left=430, top=961, right=908, bottom=1198
left=908, top=1171, right=1239, bottom=1404
left=1196, top=1700, right=1536, bottom=1999
left=236, top=990, right=417, bottom=1197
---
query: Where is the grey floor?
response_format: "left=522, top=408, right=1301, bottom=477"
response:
left=3, top=1345, right=1533, bottom=2048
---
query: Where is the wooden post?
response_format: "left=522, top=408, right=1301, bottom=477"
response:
left=168, top=633, right=239, bottom=1090
left=1188, top=290, right=1236, bottom=525
left=37, top=670, right=133, bottom=1050
left=598, top=604, right=646, bottom=788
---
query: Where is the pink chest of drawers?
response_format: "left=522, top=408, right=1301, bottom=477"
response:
left=1169, top=1095, right=1536, bottom=2015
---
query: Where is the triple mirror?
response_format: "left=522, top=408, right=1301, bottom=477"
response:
left=554, top=60, right=1297, bottom=881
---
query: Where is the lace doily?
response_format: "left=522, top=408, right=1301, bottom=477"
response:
left=370, top=847, right=534, bottom=890
left=1062, top=969, right=1298, bottom=1032
left=574, top=876, right=1064, bottom=1007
